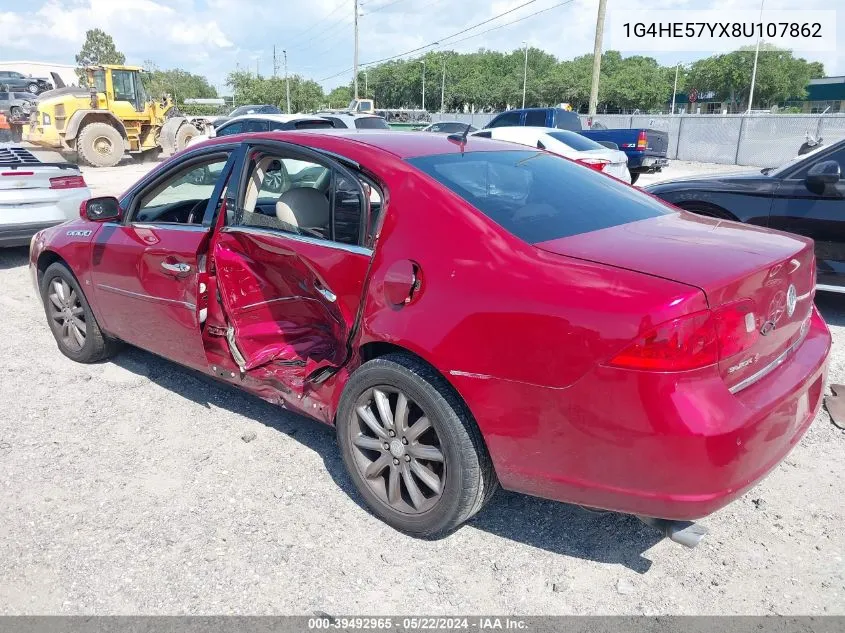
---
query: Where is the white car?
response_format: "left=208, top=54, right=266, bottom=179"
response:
left=187, top=113, right=335, bottom=147
left=472, top=126, right=632, bottom=183
left=0, top=145, right=91, bottom=247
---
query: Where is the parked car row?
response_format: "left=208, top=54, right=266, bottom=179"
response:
left=22, top=126, right=831, bottom=548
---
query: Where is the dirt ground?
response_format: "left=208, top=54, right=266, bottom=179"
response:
left=0, top=158, right=842, bottom=615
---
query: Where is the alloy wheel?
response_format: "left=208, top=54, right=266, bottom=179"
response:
left=349, top=386, right=446, bottom=514
left=47, top=278, right=86, bottom=351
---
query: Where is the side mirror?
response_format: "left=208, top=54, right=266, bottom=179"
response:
left=806, top=160, right=840, bottom=188
left=80, top=196, right=121, bottom=222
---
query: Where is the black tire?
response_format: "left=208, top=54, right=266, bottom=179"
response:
left=174, top=123, right=200, bottom=152
left=77, top=122, right=124, bottom=168
left=40, top=262, right=119, bottom=363
left=629, top=172, right=640, bottom=185
left=27, top=82, right=39, bottom=94
left=336, top=353, right=497, bottom=537
left=9, top=106, right=21, bottom=119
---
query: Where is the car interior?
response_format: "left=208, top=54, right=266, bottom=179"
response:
left=234, top=151, right=383, bottom=247
left=129, top=148, right=384, bottom=248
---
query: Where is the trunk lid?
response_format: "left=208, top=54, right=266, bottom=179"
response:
left=536, top=211, right=816, bottom=389
left=642, top=129, right=668, bottom=157
left=0, top=146, right=81, bottom=203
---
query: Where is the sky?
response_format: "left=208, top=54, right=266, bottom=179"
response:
left=0, top=0, right=842, bottom=94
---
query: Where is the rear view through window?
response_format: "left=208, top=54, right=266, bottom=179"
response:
left=408, top=150, right=669, bottom=244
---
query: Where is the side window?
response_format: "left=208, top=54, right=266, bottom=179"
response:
left=488, top=111, right=521, bottom=128
left=91, top=70, right=106, bottom=93
left=235, top=151, right=370, bottom=247
left=111, top=71, right=135, bottom=102
left=216, top=121, right=244, bottom=137
left=323, top=117, right=344, bottom=128
left=524, top=110, right=546, bottom=126
left=268, top=120, right=287, bottom=131
left=242, top=119, right=269, bottom=133
left=132, top=156, right=229, bottom=224
left=792, top=147, right=845, bottom=180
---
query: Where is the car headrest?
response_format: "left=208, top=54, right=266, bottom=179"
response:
left=276, top=187, right=329, bottom=230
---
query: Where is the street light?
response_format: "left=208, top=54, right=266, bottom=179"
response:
left=421, top=60, right=426, bottom=112
left=521, top=41, right=528, bottom=109
left=747, top=0, right=765, bottom=114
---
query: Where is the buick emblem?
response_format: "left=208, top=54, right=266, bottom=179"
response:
left=786, top=284, right=797, bottom=317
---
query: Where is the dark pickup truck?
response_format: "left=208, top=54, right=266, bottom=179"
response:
left=484, top=107, right=669, bottom=183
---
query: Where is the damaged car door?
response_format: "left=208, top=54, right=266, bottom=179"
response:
left=207, top=141, right=375, bottom=406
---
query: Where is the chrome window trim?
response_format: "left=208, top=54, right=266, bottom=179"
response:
left=729, top=317, right=811, bottom=395
left=221, top=225, right=373, bottom=257
left=130, top=223, right=209, bottom=233
left=815, top=283, right=845, bottom=294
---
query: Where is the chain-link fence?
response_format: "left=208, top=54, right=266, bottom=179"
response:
left=429, top=112, right=845, bottom=168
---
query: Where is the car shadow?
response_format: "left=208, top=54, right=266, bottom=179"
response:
left=109, top=347, right=663, bottom=572
left=0, top=246, right=29, bottom=270
left=814, top=293, right=845, bottom=327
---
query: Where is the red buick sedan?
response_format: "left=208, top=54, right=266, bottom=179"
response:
left=29, top=130, right=830, bottom=543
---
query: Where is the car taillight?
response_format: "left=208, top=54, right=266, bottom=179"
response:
left=608, top=310, right=719, bottom=371
left=576, top=158, right=610, bottom=172
left=49, top=175, right=86, bottom=189
left=713, top=299, right=758, bottom=360
left=636, top=130, right=648, bottom=150
left=608, top=301, right=760, bottom=372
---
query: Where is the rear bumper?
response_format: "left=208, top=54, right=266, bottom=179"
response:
left=629, top=156, right=669, bottom=172
left=0, top=220, right=65, bottom=247
left=0, top=188, right=89, bottom=247
left=453, top=307, right=831, bottom=520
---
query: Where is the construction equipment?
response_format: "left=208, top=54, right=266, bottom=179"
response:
left=25, top=65, right=200, bottom=168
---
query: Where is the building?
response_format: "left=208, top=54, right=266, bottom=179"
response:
left=0, top=61, right=77, bottom=89
left=670, top=76, right=845, bottom=114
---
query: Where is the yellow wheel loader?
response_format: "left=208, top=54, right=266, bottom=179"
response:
left=25, top=65, right=201, bottom=168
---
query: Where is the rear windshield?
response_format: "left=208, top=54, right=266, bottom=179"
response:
left=547, top=130, right=603, bottom=152
left=407, top=150, right=669, bottom=244
left=355, top=116, right=390, bottom=130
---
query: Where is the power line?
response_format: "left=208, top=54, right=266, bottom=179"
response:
left=286, top=0, right=351, bottom=49
left=436, top=0, right=575, bottom=49
left=318, top=0, right=540, bottom=82
left=364, top=0, right=410, bottom=14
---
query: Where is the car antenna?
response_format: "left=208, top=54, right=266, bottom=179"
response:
left=447, top=123, right=472, bottom=152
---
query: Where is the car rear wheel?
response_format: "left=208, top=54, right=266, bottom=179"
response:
left=40, top=262, right=119, bottom=363
left=337, top=354, right=497, bottom=537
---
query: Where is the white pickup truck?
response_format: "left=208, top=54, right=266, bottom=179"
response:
left=0, top=145, right=91, bottom=247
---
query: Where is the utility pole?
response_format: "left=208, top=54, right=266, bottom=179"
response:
left=440, top=56, right=446, bottom=113
left=353, top=0, right=359, bottom=98
left=284, top=49, right=291, bottom=113
left=747, top=0, right=765, bottom=114
left=421, top=59, right=425, bottom=111
left=521, top=41, right=528, bottom=109
left=273, top=46, right=277, bottom=78
left=588, top=0, right=607, bottom=116
left=671, top=63, right=679, bottom=115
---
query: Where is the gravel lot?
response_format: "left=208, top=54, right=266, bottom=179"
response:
left=0, top=159, right=843, bottom=615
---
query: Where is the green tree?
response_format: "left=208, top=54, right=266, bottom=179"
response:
left=75, top=28, right=126, bottom=83
left=142, top=61, right=217, bottom=102
left=326, top=85, right=352, bottom=108
left=686, top=46, right=824, bottom=111
left=226, top=71, right=325, bottom=112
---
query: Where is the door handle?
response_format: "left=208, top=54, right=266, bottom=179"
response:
left=314, top=280, right=336, bottom=303
left=161, top=261, right=191, bottom=274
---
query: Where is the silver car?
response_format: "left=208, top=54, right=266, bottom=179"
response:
left=0, top=90, right=34, bottom=120
left=0, top=145, right=91, bottom=247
